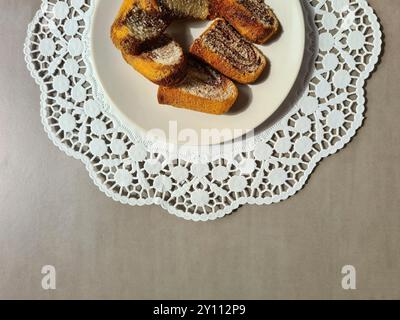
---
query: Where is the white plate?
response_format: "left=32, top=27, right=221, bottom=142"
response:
left=90, top=0, right=305, bottom=145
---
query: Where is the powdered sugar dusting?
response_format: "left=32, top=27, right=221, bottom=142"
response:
left=150, top=40, right=182, bottom=65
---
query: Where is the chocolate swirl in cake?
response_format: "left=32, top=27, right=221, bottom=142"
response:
left=145, top=36, right=183, bottom=66
left=125, top=6, right=169, bottom=41
left=202, top=19, right=263, bottom=73
left=180, top=60, right=235, bottom=101
left=237, top=0, right=276, bottom=26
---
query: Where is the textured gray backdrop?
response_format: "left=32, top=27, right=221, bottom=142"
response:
left=0, top=0, right=399, bottom=299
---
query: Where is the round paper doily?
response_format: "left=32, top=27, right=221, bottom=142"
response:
left=24, top=0, right=382, bottom=221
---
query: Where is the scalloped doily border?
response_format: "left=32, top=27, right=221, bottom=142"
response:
left=24, top=0, right=382, bottom=221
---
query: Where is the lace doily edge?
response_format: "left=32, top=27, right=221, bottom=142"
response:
left=23, top=1, right=383, bottom=222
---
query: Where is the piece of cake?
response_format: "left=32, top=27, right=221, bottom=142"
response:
left=139, top=0, right=213, bottom=20
left=111, top=0, right=170, bottom=55
left=158, top=59, right=238, bottom=114
left=190, top=18, right=268, bottom=84
left=122, top=35, right=187, bottom=85
left=212, top=0, right=280, bottom=44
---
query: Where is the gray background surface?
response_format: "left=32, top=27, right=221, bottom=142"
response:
left=0, top=0, right=399, bottom=299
